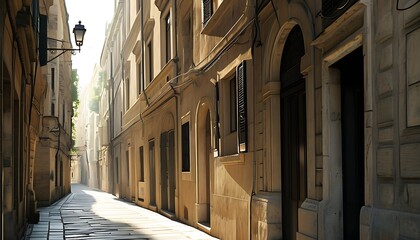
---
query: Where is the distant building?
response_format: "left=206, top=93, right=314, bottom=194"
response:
left=94, top=0, right=420, bottom=239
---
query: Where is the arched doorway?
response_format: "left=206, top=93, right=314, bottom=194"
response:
left=197, top=105, right=211, bottom=227
left=280, top=25, right=306, bottom=240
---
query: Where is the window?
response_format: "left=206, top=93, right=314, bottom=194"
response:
left=149, top=139, right=156, bottom=205
left=217, top=61, right=248, bottom=156
left=203, top=0, right=213, bottom=25
left=126, top=150, right=130, bottom=186
left=165, top=12, right=171, bottom=63
left=230, top=77, right=237, bottom=132
left=126, top=78, right=130, bottom=110
left=51, top=102, right=55, bottom=115
left=237, top=62, right=247, bottom=152
left=146, top=41, right=153, bottom=85
left=115, top=157, right=119, bottom=183
left=139, top=146, right=144, bottom=182
left=182, top=122, right=190, bottom=172
left=51, top=68, right=55, bottom=91
left=137, top=62, right=142, bottom=95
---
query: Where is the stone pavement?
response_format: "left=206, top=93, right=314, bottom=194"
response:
left=25, top=184, right=218, bottom=239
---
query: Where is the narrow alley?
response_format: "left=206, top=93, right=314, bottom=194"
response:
left=25, top=184, right=217, bottom=240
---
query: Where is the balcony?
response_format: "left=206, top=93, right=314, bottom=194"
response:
left=141, top=59, right=176, bottom=114
left=201, top=0, right=248, bottom=37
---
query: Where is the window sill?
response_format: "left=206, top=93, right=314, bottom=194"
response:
left=218, top=152, right=245, bottom=165
left=181, top=171, right=192, bottom=181
left=201, top=0, right=235, bottom=36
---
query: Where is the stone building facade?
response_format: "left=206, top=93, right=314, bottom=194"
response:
left=95, top=0, right=420, bottom=239
left=33, top=0, right=72, bottom=207
left=0, top=0, right=75, bottom=239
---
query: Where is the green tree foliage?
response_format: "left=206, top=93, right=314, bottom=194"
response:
left=71, top=69, right=80, bottom=152
left=89, top=70, right=106, bottom=113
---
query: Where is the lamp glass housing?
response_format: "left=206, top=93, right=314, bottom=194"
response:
left=73, top=21, right=86, bottom=47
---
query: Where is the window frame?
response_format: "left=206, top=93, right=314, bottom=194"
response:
left=203, top=0, right=213, bottom=25
left=146, top=40, right=153, bottom=85
left=165, top=12, right=171, bottom=63
left=216, top=61, right=248, bottom=157
left=51, top=67, right=55, bottom=92
left=181, top=121, right=191, bottom=172
left=139, top=146, right=144, bottom=182
left=125, top=77, right=130, bottom=111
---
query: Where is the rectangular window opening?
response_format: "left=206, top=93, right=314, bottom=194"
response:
left=182, top=122, right=190, bottom=172
left=126, top=78, right=130, bottom=110
left=139, top=146, right=144, bottom=182
left=203, top=0, right=213, bottom=25
left=51, top=67, right=55, bottom=91
left=165, top=12, right=171, bottom=63
left=51, top=102, right=55, bottom=116
left=147, top=41, right=153, bottom=84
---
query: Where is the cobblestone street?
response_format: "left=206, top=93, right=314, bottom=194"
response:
left=25, top=184, right=217, bottom=239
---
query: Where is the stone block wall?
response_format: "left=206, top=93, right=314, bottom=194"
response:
left=370, top=0, right=420, bottom=239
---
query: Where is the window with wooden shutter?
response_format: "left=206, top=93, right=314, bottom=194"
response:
left=230, top=77, right=237, bottom=132
left=203, top=0, right=213, bottom=25
left=237, top=61, right=247, bottom=152
left=214, top=82, right=220, bottom=155
left=182, top=122, right=190, bottom=172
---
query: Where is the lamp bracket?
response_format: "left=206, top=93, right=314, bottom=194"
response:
left=45, top=47, right=80, bottom=63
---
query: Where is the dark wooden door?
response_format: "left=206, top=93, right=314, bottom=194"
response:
left=280, top=25, right=306, bottom=240
left=168, top=131, right=175, bottom=212
left=160, top=133, right=168, bottom=210
left=335, top=47, right=364, bottom=240
left=281, top=81, right=306, bottom=240
left=149, top=140, right=156, bottom=206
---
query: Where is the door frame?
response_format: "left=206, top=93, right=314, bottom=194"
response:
left=195, top=98, right=214, bottom=231
left=319, top=30, right=368, bottom=239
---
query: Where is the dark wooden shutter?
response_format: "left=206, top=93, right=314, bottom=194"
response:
left=214, top=82, right=220, bottom=155
left=39, top=14, right=48, bottom=66
left=203, top=0, right=213, bottom=25
left=237, top=61, right=247, bottom=152
left=181, top=123, right=190, bottom=171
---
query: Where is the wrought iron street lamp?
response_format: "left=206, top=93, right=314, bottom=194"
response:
left=73, top=21, right=86, bottom=48
left=44, top=21, right=86, bottom=63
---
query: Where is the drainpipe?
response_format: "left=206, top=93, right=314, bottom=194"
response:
left=250, top=0, right=259, bottom=238
left=109, top=50, right=114, bottom=194
left=140, top=0, right=145, bottom=101
left=0, top=1, right=6, bottom=237
left=172, top=0, right=180, bottom=218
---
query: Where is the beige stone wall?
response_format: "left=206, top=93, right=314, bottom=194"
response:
left=364, top=1, right=420, bottom=239
left=97, top=0, right=420, bottom=239
left=34, top=0, right=73, bottom=207
left=1, top=0, right=52, bottom=237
